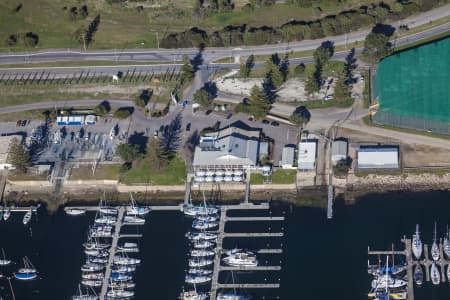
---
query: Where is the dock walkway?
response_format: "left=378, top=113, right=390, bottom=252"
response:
left=99, top=207, right=125, bottom=300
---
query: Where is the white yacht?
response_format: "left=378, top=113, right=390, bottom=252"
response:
left=443, top=226, right=450, bottom=258
left=65, top=207, right=86, bottom=216
left=192, top=220, right=219, bottom=230
left=126, top=193, right=151, bottom=215
left=217, top=293, right=251, bottom=300
left=113, top=265, right=136, bottom=273
left=225, top=249, right=254, bottom=257
left=190, top=249, right=215, bottom=257
left=109, top=281, right=136, bottom=289
left=223, top=251, right=258, bottom=267
left=189, top=258, right=213, bottom=268
left=87, top=257, right=107, bottom=264
left=99, top=207, right=117, bottom=215
left=113, top=256, right=141, bottom=265
left=81, top=272, right=104, bottom=280
left=3, top=208, right=11, bottom=221
left=106, top=290, right=134, bottom=298
left=22, top=210, right=32, bottom=225
left=186, top=231, right=218, bottom=241
left=188, top=268, right=213, bottom=275
left=81, top=263, right=104, bottom=272
left=371, top=274, right=407, bottom=290
left=431, top=222, right=440, bottom=261
left=83, top=240, right=110, bottom=251
left=94, top=216, right=116, bottom=225
left=185, top=274, right=212, bottom=284
left=123, top=215, right=145, bottom=224
left=195, top=214, right=218, bottom=222
left=412, top=224, right=423, bottom=259
left=81, top=280, right=102, bottom=287
left=193, top=240, right=215, bottom=249
left=72, top=285, right=99, bottom=300
left=179, top=289, right=209, bottom=300
left=431, top=263, right=440, bottom=285
left=117, top=242, right=139, bottom=253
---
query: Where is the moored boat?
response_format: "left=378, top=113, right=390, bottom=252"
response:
left=123, top=215, right=145, bottom=224
left=3, top=208, right=10, bottom=221
left=14, top=257, right=37, bottom=281
left=192, top=220, right=218, bottom=230
left=185, top=274, right=212, bottom=284
left=444, top=225, right=450, bottom=258
left=179, top=289, right=209, bottom=300
left=113, top=256, right=141, bottom=265
left=188, top=268, right=213, bottom=276
left=192, top=240, right=214, bottom=249
left=431, top=263, right=440, bottom=285
left=65, top=207, right=86, bottom=216
left=189, top=258, right=213, bottom=268
left=431, top=222, right=440, bottom=261
left=186, top=231, right=217, bottom=241
left=217, top=293, right=251, bottom=300
left=223, top=251, right=258, bottom=267
left=81, top=279, right=102, bottom=287
left=22, top=210, right=32, bottom=225
left=106, top=289, right=134, bottom=298
left=190, top=249, right=215, bottom=257
left=0, top=249, right=12, bottom=266
left=412, top=224, right=422, bottom=260
left=81, top=272, right=104, bottom=280
left=81, top=263, right=104, bottom=272
left=117, top=242, right=139, bottom=253
left=414, top=264, right=423, bottom=286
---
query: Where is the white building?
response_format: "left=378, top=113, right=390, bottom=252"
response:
left=298, top=140, right=317, bottom=171
left=357, top=146, right=399, bottom=169
left=331, top=140, right=348, bottom=164
left=281, top=146, right=295, bottom=169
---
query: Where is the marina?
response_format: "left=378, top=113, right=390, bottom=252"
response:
left=368, top=225, right=450, bottom=300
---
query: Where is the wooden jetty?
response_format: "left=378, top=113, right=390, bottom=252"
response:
left=100, top=207, right=125, bottom=300
left=209, top=205, right=283, bottom=300
left=367, top=238, right=450, bottom=300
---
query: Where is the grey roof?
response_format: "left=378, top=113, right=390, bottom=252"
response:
left=332, top=140, right=348, bottom=157
left=193, top=133, right=261, bottom=167
left=259, top=141, right=269, bottom=158
left=282, top=146, right=295, bottom=166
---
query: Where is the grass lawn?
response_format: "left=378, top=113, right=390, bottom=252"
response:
left=0, top=60, right=180, bottom=69
left=70, top=164, right=120, bottom=180
left=8, top=172, right=48, bottom=181
left=0, top=109, right=50, bottom=122
left=121, top=156, right=186, bottom=185
left=250, top=169, right=297, bottom=185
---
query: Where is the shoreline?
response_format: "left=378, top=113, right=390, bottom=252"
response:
left=4, top=172, right=450, bottom=213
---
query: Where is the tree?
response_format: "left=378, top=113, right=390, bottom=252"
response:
left=361, top=32, right=390, bottom=64
left=159, top=113, right=183, bottom=159
left=294, top=63, right=306, bottom=76
left=313, top=45, right=332, bottom=67
left=279, top=54, right=290, bottom=81
left=113, top=107, right=133, bottom=119
left=304, top=68, right=321, bottom=95
left=289, top=106, right=310, bottom=129
left=74, top=26, right=88, bottom=51
left=248, top=85, right=271, bottom=119
left=147, top=137, right=169, bottom=170
left=8, top=138, right=30, bottom=173
left=344, top=48, right=357, bottom=84
left=193, top=88, right=214, bottom=109
left=94, top=101, right=110, bottom=116
left=181, top=54, right=195, bottom=81
left=135, top=89, right=152, bottom=108
left=240, top=54, right=255, bottom=78
left=117, top=143, right=140, bottom=163
left=264, top=58, right=284, bottom=89
left=333, top=71, right=352, bottom=104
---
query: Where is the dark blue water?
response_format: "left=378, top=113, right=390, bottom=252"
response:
left=1, top=191, right=450, bottom=299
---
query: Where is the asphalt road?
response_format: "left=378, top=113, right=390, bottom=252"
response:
left=0, top=4, right=448, bottom=66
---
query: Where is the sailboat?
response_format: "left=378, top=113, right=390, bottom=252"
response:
left=217, top=270, right=251, bottom=300
left=443, top=225, right=450, bottom=258
left=22, top=209, right=32, bottom=225
left=3, top=206, right=10, bottom=221
left=431, top=222, right=440, bottom=261
left=412, top=224, right=422, bottom=259
left=183, top=192, right=219, bottom=217
left=179, top=286, right=209, bottom=300
left=371, top=257, right=406, bottom=290
left=431, top=263, right=440, bottom=285
left=126, top=193, right=151, bottom=216
left=14, top=256, right=38, bottom=280
left=71, top=284, right=99, bottom=300
left=414, top=264, right=423, bottom=285
left=65, top=207, right=86, bottom=216
left=0, top=249, right=12, bottom=266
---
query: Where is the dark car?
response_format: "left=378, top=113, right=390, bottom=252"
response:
left=205, top=110, right=212, bottom=115
left=185, top=123, right=191, bottom=132
left=270, top=121, right=280, bottom=126
left=21, top=120, right=28, bottom=127
left=226, top=113, right=232, bottom=119
left=261, top=119, right=270, bottom=125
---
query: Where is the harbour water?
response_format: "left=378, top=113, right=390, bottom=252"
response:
left=1, top=191, right=450, bottom=299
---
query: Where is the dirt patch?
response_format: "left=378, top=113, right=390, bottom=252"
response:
left=215, top=78, right=262, bottom=96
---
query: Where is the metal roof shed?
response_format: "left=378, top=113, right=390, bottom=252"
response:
left=332, top=140, right=348, bottom=163
left=281, top=146, right=295, bottom=169
left=357, top=146, right=399, bottom=169
left=298, top=140, right=317, bottom=170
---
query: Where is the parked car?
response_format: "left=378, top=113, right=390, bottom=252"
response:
left=21, top=120, right=28, bottom=127
left=262, top=119, right=270, bottom=125
left=324, top=95, right=334, bottom=101
left=186, top=123, right=191, bottom=132
left=226, top=113, right=232, bottom=119
left=154, top=130, right=158, bottom=137
left=270, top=121, right=280, bottom=126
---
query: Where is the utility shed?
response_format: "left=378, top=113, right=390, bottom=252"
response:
left=331, top=140, right=348, bottom=164
left=298, top=140, right=317, bottom=171
left=281, top=146, right=295, bottom=169
left=357, top=146, right=399, bottom=169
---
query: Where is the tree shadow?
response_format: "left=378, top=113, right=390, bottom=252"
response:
left=321, top=40, right=335, bottom=57
left=294, top=106, right=311, bottom=122
left=345, top=48, right=357, bottom=84
left=139, top=89, right=153, bottom=106
left=99, top=100, right=111, bottom=112
left=371, top=23, right=396, bottom=37
left=190, top=47, right=204, bottom=72
left=160, top=112, right=183, bottom=156
left=203, top=81, right=218, bottom=98
left=262, top=75, right=277, bottom=103
left=128, top=131, right=148, bottom=154
left=270, top=53, right=280, bottom=66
